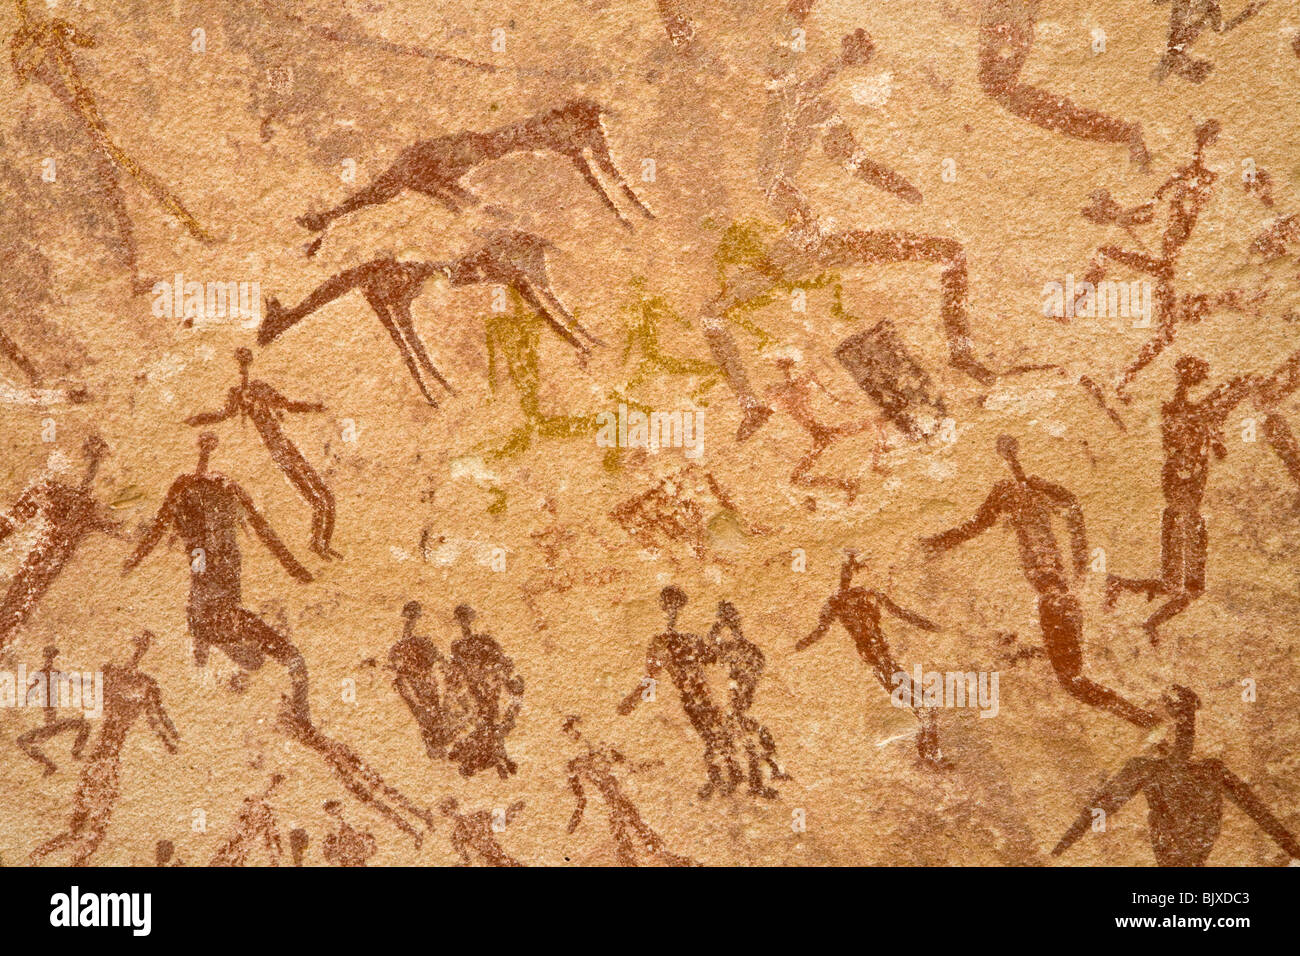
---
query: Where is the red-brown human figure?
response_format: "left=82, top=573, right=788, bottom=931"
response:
left=978, top=0, right=1148, bottom=168
left=1151, top=0, right=1267, bottom=84
left=439, top=797, right=525, bottom=867
left=618, top=585, right=742, bottom=797
left=444, top=604, right=524, bottom=780
left=1104, top=354, right=1300, bottom=639
left=1081, top=121, right=1222, bottom=398
left=15, top=645, right=90, bottom=775
left=798, top=551, right=946, bottom=766
left=209, top=775, right=287, bottom=867
left=563, top=716, right=699, bottom=866
left=1053, top=686, right=1300, bottom=865
left=122, top=432, right=314, bottom=722
left=924, top=436, right=1160, bottom=727
left=260, top=232, right=597, bottom=404
left=709, top=601, right=789, bottom=798
left=388, top=601, right=456, bottom=763
left=186, top=348, right=338, bottom=559
left=296, top=98, right=651, bottom=252
left=0, top=434, right=120, bottom=649
left=30, top=631, right=178, bottom=866
left=767, top=354, right=878, bottom=502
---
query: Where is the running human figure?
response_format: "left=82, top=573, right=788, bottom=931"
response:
left=30, top=631, right=178, bottom=866
left=8, top=0, right=211, bottom=291
left=122, top=432, right=314, bottom=721
left=1104, top=354, right=1300, bottom=639
left=0, top=434, right=120, bottom=649
left=978, top=0, right=1148, bottom=168
left=618, top=586, right=741, bottom=797
left=923, top=436, right=1160, bottom=726
left=1053, top=686, right=1300, bottom=865
left=439, top=797, right=525, bottom=866
left=708, top=601, right=788, bottom=798
left=563, top=716, right=699, bottom=866
left=1151, top=1, right=1267, bottom=83
left=444, top=605, right=525, bottom=779
left=186, top=348, right=338, bottom=558
left=15, top=645, right=90, bottom=775
left=1080, top=121, right=1226, bottom=398
left=767, top=353, right=878, bottom=502
left=798, top=552, right=947, bottom=766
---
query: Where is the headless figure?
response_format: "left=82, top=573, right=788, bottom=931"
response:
left=978, top=0, right=1148, bottom=168
left=187, top=348, right=338, bottom=559
left=0, top=434, right=120, bottom=648
left=618, top=586, right=741, bottom=797
left=1152, top=0, right=1266, bottom=83
left=563, top=716, right=699, bottom=866
left=1084, top=122, right=1222, bottom=398
left=709, top=601, right=788, bottom=798
left=389, top=601, right=456, bottom=762
left=30, top=631, right=178, bottom=865
left=439, top=797, right=525, bottom=867
left=297, top=98, right=651, bottom=253
left=1054, top=686, right=1300, bottom=865
left=16, top=645, right=90, bottom=775
left=123, top=432, right=314, bottom=722
left=768, top=355, right=877, bottom=502
left=322, top=800, right=377, bottom=867
left=1106, top=354, right=1300, bottom=638
left=289, top=828, right=309, bottom=866
left=209, top=775, right=287, bottom=866
left=445, top=604, right=524, bottom=779
left=260, top=232, right=597, bottom=404
left=8, top=0, right=210, bottom=291
left=924, top=436, right=1159, bottom=727
left=798, top=552, right=946, bottom=766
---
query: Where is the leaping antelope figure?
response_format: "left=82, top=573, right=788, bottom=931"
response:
left=260, top=231, right=599, bottom=405
left=297, top=99, right=653, bottom=256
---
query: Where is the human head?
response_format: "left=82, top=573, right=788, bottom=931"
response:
left=841, top=29, right=875, bottom=68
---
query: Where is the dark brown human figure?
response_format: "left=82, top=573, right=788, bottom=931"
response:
left=618, top=585, right=741, bottom=797
left=8, top=0, right=211, bottom=292
left=186, top=348, right=338, bottom=558
left=444, top=604, right=524, bottom=779
left=924, top=436, right=1159, bottom=726
left=322, top=800, right=377, bottom=867
left=1105, top=354, right=1300, bottom=638
left=389, top=601, right=456, bottom=762
left=260, top=233, right=597, bottom=404
left=30, top=632, right=178, bottom=866
left=978, top=0, right=1148, bottom=168
left=209, top=775, right=287, bottom=866
left=1151, top=0, right=1266, bottom=83
left=16, top=645, right=90, bottom=775
left=768, top=354, right=876, bottom=502
left=0, top=434, right=119, bottom=648
left=124, top=432, right=314, bottom=721
left=563, top=716, right=699, bottom=866
left=1082, top=121, right=1221, bottom=398
left=1053, top=686, right=1300, bottom=865
left=798, top=552, right=947, bottom=765
left=709, top=601, right=788, bottom=798
left=296, top=98, right=651, bottom=250
left=439, top=797, right=525, bottom=867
